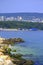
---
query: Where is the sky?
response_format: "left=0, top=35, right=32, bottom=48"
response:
left=0, top=0, right=43, bottom=13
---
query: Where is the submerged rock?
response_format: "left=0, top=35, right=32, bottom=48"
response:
left=23, top=60, right=34, bottom=65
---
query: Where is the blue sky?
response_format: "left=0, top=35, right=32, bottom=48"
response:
left=0, top=0, right=43, bottom=13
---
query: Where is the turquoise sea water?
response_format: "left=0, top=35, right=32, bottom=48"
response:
left=0, top=30, right=43, bottom=65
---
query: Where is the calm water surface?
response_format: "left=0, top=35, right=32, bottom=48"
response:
left=0, top=30, right=43, bottom=65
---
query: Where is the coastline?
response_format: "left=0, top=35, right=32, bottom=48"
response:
left=0, top=28, right=41, bottom=31
left=0, top=28, right=18, bottom=31
left=0, top=37, right=34, bottom=65
left=0, top=28, right=29, bottom=31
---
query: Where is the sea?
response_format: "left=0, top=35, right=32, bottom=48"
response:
left=0, top=30, right=43, bottom=65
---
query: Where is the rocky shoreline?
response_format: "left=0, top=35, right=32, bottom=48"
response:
left=0, top=37, right=34, bottom=65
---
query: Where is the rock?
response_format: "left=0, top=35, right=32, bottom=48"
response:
left=0, top=55, right=11, bottom=60
left=0, top=37, right=5, bottom=43
left=0, top=62, right=4, bottom=65
left=0, top=58, right=4, bottom=65
left=0, top=53, right=17, bottom=65
left=23, top=60, right=34, bottom=65
left=4, top=60, right=15, bottom=65
left=0, top=59, right=16, bottom=65
left=0, top=52, right=4, bottom=55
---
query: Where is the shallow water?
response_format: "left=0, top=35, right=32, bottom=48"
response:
left=0, top=30, right=43, bottom=65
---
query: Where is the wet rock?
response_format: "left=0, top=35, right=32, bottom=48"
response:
left=23, top=60, right=34, bottom=65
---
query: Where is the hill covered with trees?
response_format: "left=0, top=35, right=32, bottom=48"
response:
left=0, top=21, right=43, bottom=30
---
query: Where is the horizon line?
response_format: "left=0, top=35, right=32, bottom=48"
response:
left=0, top=12, right=43, bottom=14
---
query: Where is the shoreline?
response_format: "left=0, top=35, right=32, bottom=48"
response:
left=0, top=28, right=18, bottom=31
left=0, top=37, right=34, bottom=65
left=0, top=28, right=41, bottom=31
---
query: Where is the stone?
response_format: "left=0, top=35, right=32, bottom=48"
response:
left=4, top=60, right=15, bottom=65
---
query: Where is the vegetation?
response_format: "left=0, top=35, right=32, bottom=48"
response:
left=10, top=54, right=34, bottom=65
left=0, top=21, right=43, bottom=30
left=2, top=45, right=34, bottom=65
left=2, top=46, right=11, bottom=54
left=0, top=37, right=34, bottom=65
left=2, top=38, right=24, bottom=45
left=12, top=49, right=16, bottom=52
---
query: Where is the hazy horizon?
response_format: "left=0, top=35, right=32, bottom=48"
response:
left=0, top=12, right=43, bottom=14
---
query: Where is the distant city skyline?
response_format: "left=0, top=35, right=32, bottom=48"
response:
left=0, top=0, right=43, bottom=13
